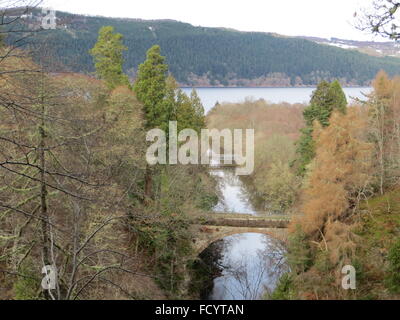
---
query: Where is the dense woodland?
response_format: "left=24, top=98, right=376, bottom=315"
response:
left=0, top=10, right=218, bottom=299
left=7, top=10, right=400, bottom=87
left=2, top=2, right=400, bottom=301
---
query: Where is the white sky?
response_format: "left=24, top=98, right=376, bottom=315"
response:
left=42, top=0, right=384, bottom=41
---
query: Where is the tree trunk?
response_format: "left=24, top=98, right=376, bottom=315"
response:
left=39, top=94, right=50, bottom=266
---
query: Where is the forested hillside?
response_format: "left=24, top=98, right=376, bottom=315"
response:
left=10, top=10, right=400, bottom=86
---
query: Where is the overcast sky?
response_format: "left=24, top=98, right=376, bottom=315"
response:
left=42, top=0, right=383, bottom=41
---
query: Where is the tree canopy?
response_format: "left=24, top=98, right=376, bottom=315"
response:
left=295, top=80, right=348, bottom=175
left=89, top=26, right=130, bottom=89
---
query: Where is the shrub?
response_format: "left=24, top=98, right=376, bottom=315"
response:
left=13, top=264, right=39, bottom=300
left=287, top=225, right=313, bottom=274
left=270, top=273, right=294, bottom=300
left=386, top=239, right=400, bottom=293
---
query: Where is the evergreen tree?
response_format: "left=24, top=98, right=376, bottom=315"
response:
left=134, top=45, right=172, bottom=204
left=295, top=80, right=348, bottom=175
left=134, top=45, right=171, bottom=132
left=164, top=74, right=179, bottom=128
left=190, top=89, right=206, bottom=131
left=328, top=80, right=347, bottom=114
left=164, top=76, right=205, bottom=133
left=89, top=26, right=130, bottom=89
left=295, top=126, right=316, bottom=176
left=133, top=45, right=207, bottom=204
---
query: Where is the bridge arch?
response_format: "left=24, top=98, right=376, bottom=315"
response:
left=192, top=225, right=288, bottom=255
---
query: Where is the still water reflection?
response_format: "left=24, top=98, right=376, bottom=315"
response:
left=211, top=169, right=256, bottom=215
left=200, top=168, right=288, bottom=300
left=207, top=233, right=287, bottom=300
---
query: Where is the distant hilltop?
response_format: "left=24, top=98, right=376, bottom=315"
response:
left=7, top=9, right=400, bottom=87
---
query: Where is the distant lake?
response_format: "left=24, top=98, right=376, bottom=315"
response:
left=182, top=87, right=372, bottom=114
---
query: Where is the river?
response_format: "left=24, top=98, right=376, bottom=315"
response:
left=196, top=168, right=288, bottom=300
left=191, top=87, right=370, bottom=300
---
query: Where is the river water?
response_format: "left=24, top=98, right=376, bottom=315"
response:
left=192, top=87, right=370, bottom=300
left=197, top=168, right=288, bottom=300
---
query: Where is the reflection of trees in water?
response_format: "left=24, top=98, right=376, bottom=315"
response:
left=192, top=233, right=288, bottom=300
left=260, top=237, right=290, bottom=297
left=190, top=237, right=234, bottom=299
left=212, top=169, right=255, bottom=213
left=217, top=236, right=288, bottom=300
left=223, top=253, right=269, bottom=300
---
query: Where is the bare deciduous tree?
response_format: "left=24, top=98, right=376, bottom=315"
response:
left=357, top=0, right=400, bottom=40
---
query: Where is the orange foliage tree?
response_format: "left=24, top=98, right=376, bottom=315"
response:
left=285, top=109, right=373, bottom=299
left=291, top=108, right=372, bottom=255
left=367, top=70, right=400, bottom=194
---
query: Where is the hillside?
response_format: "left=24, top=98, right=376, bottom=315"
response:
left=299, top=36, right=400, bottom=58
left=8, top=9, right=400, bottom=86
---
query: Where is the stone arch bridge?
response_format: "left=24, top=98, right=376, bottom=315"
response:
left=191, top=213, right=290, bottom=254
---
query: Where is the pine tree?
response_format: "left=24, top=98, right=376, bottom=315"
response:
left=133, top=45, right=207, bottom=204
left=307, top=81, right=331, bottom=125
left=89, top=26, right=130, bottom=89
left=190, top=89, right=206, bottom=131
left=134, top=45, right=171, bottom=132
left=163, top=76, right=205, bottom=133
left=295, top=80, right=348, bottom=175
left=328, top=80, right=347, bottom=114
left=133, top=45, right=171, bottom=203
